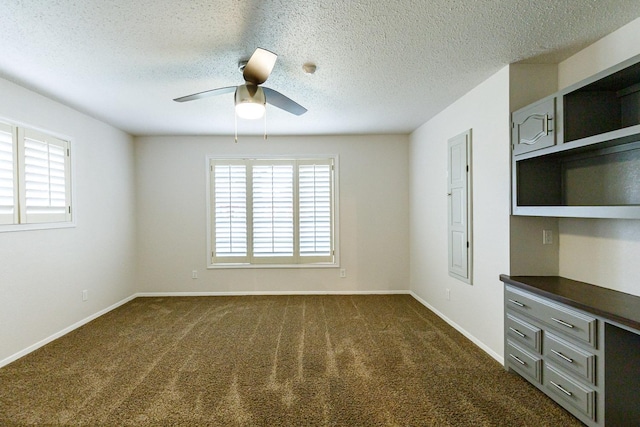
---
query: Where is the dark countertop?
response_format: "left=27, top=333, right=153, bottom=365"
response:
left=500, top=274, right=640, bottom=332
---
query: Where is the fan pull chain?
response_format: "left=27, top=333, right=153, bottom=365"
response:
left=264, top=107, right=267, bottom=140
left=234, top=111, right=238, bottom=143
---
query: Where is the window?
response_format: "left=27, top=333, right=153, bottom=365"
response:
left=0, top=122, right=16, bottom=225
left=0, top=120, right=72, bottom=230
left=209, top=157, right=336, bottom=266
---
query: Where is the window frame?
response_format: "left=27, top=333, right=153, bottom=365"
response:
left=0, top=121, right=17, bottom=225
left=206, top=155, right=339, bottom=269
left=0, top=118, right=75, bottom=233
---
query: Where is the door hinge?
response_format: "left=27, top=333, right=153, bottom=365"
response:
left=68, top=206, right=72, bottom=214
left=67, top=148, right=70, bottom=156
left=467, top=241, right=469, bottom=248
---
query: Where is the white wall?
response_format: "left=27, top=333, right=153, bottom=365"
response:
left=509, top=64, right=558, bottom=111
left=558, top=17, right=640, bottom=89
left=557, top=17, right=640, bottom=295
left=135, top=134, right=410, bottom=294
left=508, top=64, right=561, bottom=276
left=0, top=78, right=137, bottom=365
left=409, top=67, right=511, bottom=361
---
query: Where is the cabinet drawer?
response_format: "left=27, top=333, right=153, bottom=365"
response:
left=544, top=364, right=596, bottom=420
left=541, top=304, right=597, bottom=347
left=506, top=313, right=541, bottom=353
left=505, top=287, right=540, bottom=317
left=506, top=341, right=541, bottom=383
left=544, top=333, right=596, bottom=385
left=506, top=286, right=597, bottom=346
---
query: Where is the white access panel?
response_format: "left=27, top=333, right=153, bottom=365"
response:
left=447, top=130, right=472, bottom=284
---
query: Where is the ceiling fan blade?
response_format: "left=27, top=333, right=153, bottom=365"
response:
left=173, top=86, right=236, bottom=102
left=263, top=87, right=307, bottom=116
left=243, top=48, right=277, bottom=85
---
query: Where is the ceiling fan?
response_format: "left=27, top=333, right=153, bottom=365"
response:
left=173, top=48, right=307, bottom=120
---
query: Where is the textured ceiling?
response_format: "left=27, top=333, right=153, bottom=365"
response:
left=1, top=1, right=640, bottom=136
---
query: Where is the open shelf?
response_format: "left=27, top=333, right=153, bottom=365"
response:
left=515, top=141, right=640, bottom=218
left=564, top=60, right=640, bottom=143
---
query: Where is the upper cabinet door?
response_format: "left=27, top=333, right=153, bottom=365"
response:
left=512, top=98, right=556, bottom=156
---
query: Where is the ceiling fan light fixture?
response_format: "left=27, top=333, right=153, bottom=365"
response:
left=235, top=101, right=265, bottom=120
left=235, top=84, right=266, bottom=120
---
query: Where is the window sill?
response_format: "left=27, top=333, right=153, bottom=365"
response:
left=208, top=262, right=338, bottom=270
left=0, top=222, right=75, bottom=233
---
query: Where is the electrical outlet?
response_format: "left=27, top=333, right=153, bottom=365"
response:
left=192, top=270, right=198, bottom=279
left=82, top=290, right=88, bottom=301
left=446, top=289, right=450, bottom=300
left=340, top=268, right=346, bottom=278
left=543, top=229, right=553, bottom=245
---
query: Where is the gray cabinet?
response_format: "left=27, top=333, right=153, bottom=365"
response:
left=512, top=97, right=556, bottom=156
left=501, top=275, right=640, bottom=427
left=511, top=53, right=640, bottom=219
left=504, top=285, right=604, bottom=427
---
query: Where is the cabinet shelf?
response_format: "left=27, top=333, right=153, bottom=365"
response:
left=513, top=206, right=640, bottom=219
left=515, top=123, right=640, bottom=161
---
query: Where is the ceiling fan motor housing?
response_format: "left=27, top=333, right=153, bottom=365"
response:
left=235, top=84, right=265, bottom=104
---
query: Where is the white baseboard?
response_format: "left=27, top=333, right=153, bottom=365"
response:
left=135, top=290, right=411, bottom=297
left=0, top=294, right=137, bottom=369
left=410, top=291, right=504, bottom=365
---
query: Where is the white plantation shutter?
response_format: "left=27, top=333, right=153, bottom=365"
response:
left=0, top=122, right=16, bottom=224
left=18, top=128, right=71, bottom=224
left=212, top=162, right=248, bottom=263
left=209, top=157, right=336, bottom=266
left=252, top=162, right=294, bottom=263
left=298, top=161, right=333, bottom=262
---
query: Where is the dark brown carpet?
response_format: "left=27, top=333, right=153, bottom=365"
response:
left=0, top=295, right=582, bottom=426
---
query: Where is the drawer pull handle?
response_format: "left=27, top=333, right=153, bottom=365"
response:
left=508, top=299, right=525, bottom=307
left=550, top=380, right=573, bottom=397
left=509, top=354, right=526, bottom=365
left=550, top=349, right=574, bottom=363
left=509, top=327, right=526, bottom=338
left=551, top=317, right=574, bottom=328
